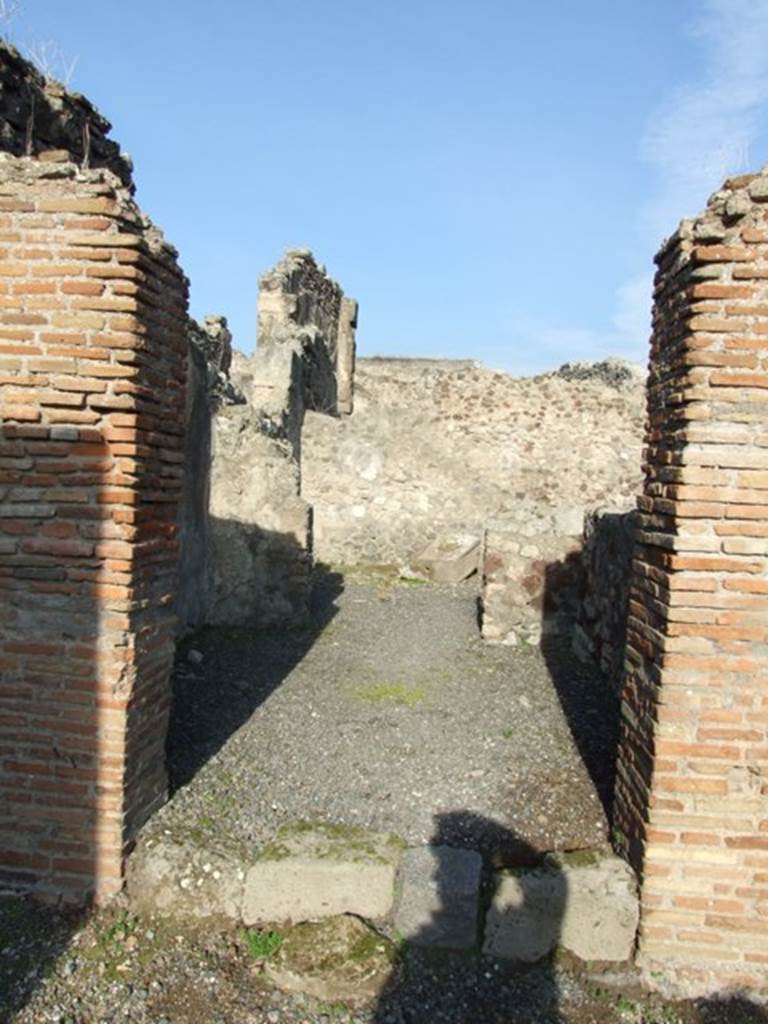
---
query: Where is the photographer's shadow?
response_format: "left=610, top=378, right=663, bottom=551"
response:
left=373, top=810, right=567, bottom=1024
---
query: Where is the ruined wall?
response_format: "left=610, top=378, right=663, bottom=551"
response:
left=0, top=48, right=187, bottom=902
left=256, top=248, right=348, bottom=420
left=480, top=505, right=637, bottom=661
left=614, top=171, right=768, bottom=995
left=480, top=518, right=584, bottom=647
left=198, top=250, right=357, bottom=628
left=302, top=357, right=645, bottom=569
left=337, top=296, right=357, bottom=415
left=175, top=315, right=242, bottom=631
left=571, top=507, right=637, bottom=688
left=0, top=42, right=132, bottom=186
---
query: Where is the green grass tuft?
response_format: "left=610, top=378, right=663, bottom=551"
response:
left=240, top=927, right=282, bottom=960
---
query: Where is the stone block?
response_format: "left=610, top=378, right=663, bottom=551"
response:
left=242, top=821, right=403, bottom=925
left=483, top=854, right=638, bottom=963
left=125, top=835, right=246, bottom=922
left=264, top=915, right=395, bottom=1006
left=393, top=846, right=482, bottom=950
left=410, top=534, right=481, bottom=584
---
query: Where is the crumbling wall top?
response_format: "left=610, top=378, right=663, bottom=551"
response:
left=0, top=40, right=133, bottom=187
left=658, top=165, right=768, bottom=267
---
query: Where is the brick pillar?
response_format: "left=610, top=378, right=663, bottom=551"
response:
left=0, top=157, right=187, bottom=902
left=615, top=172, right=768, bottom=995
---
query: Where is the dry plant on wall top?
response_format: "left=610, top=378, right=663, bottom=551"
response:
left=0, top=1, right=79, bottom=86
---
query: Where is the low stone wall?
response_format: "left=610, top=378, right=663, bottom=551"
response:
left=480, top=515, right=585, bottom=646
left=571, top=507, right=637, bottom=688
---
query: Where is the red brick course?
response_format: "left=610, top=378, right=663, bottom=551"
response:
left=0, top=158, right=187, bottom=902
left=615, top=175, right=768, bottom=996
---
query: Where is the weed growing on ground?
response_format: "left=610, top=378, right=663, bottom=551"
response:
left=614, top=994, right=683, bottom=1024
left=354, top=681, right=426, bottom=706
left=315, top=1001, right=355, bottom=1020
left=102, top=911, right=136, bottom=945
left=239, top=927, right=282, bottom=960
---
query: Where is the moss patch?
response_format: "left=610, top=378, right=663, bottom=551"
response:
left=353, top=681, right=426, bottom=706
left=258, top=819, right=405, bottom=865
left=275, top=916, right=397, bottom=975
left=552, top=848, right=605, bottom=869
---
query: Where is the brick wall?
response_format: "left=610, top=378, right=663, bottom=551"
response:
left=0, top=155, right=187, bottom=901
left=614, top=171, right=768, bottom=995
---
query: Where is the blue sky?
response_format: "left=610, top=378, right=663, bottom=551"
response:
left=7, top=1, right=768, bottom=373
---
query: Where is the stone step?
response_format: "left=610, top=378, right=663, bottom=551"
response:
left=243, top=821, right=404, bottom=925
left=409, top=534, right=481, bottom=584
left=483, top=852, right=639, bottom=963
left=393, top=846, right=482, bottom=951
left=126, top=821, right=639, bottom=971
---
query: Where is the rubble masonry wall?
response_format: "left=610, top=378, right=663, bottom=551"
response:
left=199, top=250, right=357, bottom=628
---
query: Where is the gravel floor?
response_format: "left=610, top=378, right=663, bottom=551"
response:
left=159, top=570, right=614, bottom=862
left=4, top=574, right=766, bottom=1023
left=4, top=893, right=766, bottom=1024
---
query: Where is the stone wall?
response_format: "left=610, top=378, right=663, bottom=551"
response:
left=571, top=507, right=637, bottom=688
left=0, top=49, right=188, bottom=902
left=175, top=315, right=243, bottom=631
left=337, top=296, right=357, bottom=415
left=480, top=517, right=585, bottom=647
left=480, top=504, right=637, bottom=668
left=614, top=170, right=768, bottom=995
left=302, top=357, right=645, bottom=569
left=256, top=248, right=351, bottom=422
left=181, top=250, right=358, bottom=629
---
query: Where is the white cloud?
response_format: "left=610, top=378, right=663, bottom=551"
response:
left=503, top=272, right=652, bottom=375
left=640, top=0, right=768, bottom=242
left=504, top=1, right=768, bottom=375
left=612, top=272, right=653, bottom=350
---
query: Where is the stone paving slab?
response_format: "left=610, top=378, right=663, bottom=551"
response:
left=483, top=853, right=638, bottom=963
left=393, top=846, right=482, bottom=950
left=243, top=820, right=403, bottom=925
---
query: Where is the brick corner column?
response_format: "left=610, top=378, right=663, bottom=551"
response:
left=614, top=171, right=768, bottom=996
left=0, top=157, right=188, bottom=902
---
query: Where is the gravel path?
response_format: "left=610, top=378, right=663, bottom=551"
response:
left=5, top=578, right=764, bottom=1023
left=4, top=893, right=762, bottom=1024
left=160, top=570, right=613, bottom=862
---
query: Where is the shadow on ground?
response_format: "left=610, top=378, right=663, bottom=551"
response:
left=371, top=809, right=567, bottom=1024
left=0, top=897, right=86, bottom=1023
left=166, top=560, right=344, bottom=793
left=367, top=814, right=768, bottom=1024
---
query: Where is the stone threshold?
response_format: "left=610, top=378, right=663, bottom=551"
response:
left=126, top=820, right=639, bottom=972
